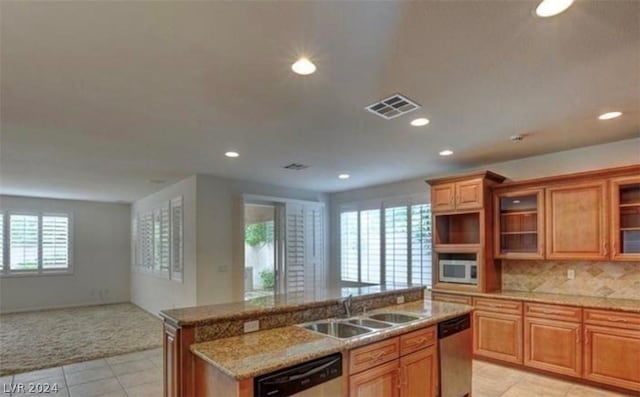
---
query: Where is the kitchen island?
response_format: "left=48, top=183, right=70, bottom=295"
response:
left=159, top=285, right=473, bottom=397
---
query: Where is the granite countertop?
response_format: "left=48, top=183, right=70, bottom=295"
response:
left=431, top=289, right=640, bottom=313
left=160, top=284, right=424, bottom=326
left=190, top=299, right=472, bottom=380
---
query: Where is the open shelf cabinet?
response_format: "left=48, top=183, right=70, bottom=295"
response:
left=494, top=188, right=544, bottom=259
left=611, top=176, right=640, bottom=260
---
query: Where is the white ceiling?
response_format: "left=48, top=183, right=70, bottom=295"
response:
left=1, top=1, right=638, bottom=202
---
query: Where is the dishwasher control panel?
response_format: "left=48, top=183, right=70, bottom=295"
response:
left=254, top=353, right=342, bottom=397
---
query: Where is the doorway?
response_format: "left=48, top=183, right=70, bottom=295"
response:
left=243, top=203, right=283, bottom=300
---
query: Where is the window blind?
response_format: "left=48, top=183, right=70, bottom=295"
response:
left=170, top=197, right=183, bottom=282
left=9, top=215, right=39, bottom=271
left=340, top=211, right=358, bottom=282
left=360, top=209, right=381, bottom=284
left=42, top=215, right=69, bottom=269
left=411, top=204, right=432, bottom=285
left=385, top=206, right=408, bottom=285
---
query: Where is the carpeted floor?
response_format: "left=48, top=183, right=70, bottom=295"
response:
left=0, top=303, right=162, bottom=376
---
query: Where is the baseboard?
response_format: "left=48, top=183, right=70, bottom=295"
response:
left=0, top=300, right=131, bottom=315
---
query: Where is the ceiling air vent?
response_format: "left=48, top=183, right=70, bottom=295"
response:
left=366, top=94, right=421, bottom=120
left=283, top=163, right=310, bottom=171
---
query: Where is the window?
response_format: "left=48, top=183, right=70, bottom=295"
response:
left=1, top=212, right=72, bottom=275
left=132, top=196, right=184, bottom=282
left=339, top=200, right=431, bottom=286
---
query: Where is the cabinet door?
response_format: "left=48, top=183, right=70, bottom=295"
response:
left=584, top=325, right=640, bottom=392
left=456, top=179, right=484, bottom=211
left=610, top=175, right=640, bottom=261
left=349, top=360, right=400, bottom=397
left=473, top=310, right=523, bottom=364
left=524, top=318, right=582, bottom=378
left=494, top=188, right=545, bottom=259
left=545, top=181, right=608, bottom=260
left=400, top=346, right=437, bottom=397
left=431, top=183, right=456, bottom=213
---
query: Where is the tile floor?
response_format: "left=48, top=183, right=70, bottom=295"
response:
left=473, top=360, right=634, bottom=397
left=0, top=348, right=162, bottom=397
left=1, top=352, right=634, bottom=397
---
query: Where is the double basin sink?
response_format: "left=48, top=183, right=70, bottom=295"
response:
left=300, top=312, right=423, bottom=339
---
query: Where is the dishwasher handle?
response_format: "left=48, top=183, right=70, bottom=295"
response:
left=438, top=314, right=471, bottom=339
left=273, top=357, right=341, bottom=383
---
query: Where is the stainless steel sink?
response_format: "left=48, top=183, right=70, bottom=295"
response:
left=302, top=321, right=372, bottom=339
left=345, top=318, right=393, bottom=329
left=367, top=313, right=420, bottom=324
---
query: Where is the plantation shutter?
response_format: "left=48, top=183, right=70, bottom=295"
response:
left=42, top=215, right=69, bottom=269
left=411, top=204, right=432, bottom=285
left=9, top=214, right=39, bottom=271
left=285, top=202, right=305, bottom=293
left=360, top=209, right=381, bottom=284
left=340, top=211, right=358, bottom=282
left=170, top=197, right=183, bottom=282
left=385, top=206, right=408, bottom=285
left=304, top=203, right=325, bottom=290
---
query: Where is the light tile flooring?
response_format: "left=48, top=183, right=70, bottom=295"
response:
left=1, top=352, right=634, bottom=397
left=473, top=360, right=635, bottom=397
left=0, top=348, right=162, bottom=397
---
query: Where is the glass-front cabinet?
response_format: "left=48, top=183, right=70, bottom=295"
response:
left=494, top=188, right=545, bottom=259
left=611, top=176, right=640, bottom=261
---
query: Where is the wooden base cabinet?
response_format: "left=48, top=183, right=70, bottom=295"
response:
left=584, top=325, right=640, bottom=392
left=473, top=310, right=523, bottom=364
left=400, top=345, right=437, bottom=397
left=524, top=318, right=582, bottom=378
left=349, top=328, right=438, bottom=397
left=349, top=360, right=400, bottom=397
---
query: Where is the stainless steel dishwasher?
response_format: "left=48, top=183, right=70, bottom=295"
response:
left=438, top=314, right=472, bottom=397
left=253, top=353, right=343, bottom=397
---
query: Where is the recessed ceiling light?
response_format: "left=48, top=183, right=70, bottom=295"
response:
left=439, top=149, right=454, bottom=156
left=410, top=118, right=430, bottom=127
left=598, top=111, right=622, bottom=120
left=338, top=174, right=350, bottom=180
left=535, top=0, right=574, bottom=17
left=291, top=57, right=316, bottom=75
left=225, top=151, right=239, bottom=158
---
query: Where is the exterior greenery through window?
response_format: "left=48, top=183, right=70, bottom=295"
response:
left=340, top=202, right=431, bottom=286
left=0, top=212, right=71, bottom=275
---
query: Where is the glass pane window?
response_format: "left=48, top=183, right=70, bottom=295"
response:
left=42, top=215, right=69, bottom=269
left=10, top=215, right=39, bottom=271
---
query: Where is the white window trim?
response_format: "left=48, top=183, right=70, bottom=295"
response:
left=0, top=210, right=74, bottom=277
left=337, top=196, right=431, bottom=286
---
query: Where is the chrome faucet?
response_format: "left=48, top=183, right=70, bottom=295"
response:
left=341, top=294, right=353, bottom=318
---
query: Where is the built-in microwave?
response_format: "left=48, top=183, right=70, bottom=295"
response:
left=439, top=259, right=477, bottom=284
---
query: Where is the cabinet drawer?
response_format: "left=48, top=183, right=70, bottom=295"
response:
left=584, top=309, right=640, bottom=331
left=525, top=303, right=582, bottom=323
left=473, top=297, right=522, bottom=315
left=400, top=326, right=436, bottom=356
left=349, top=337, right=399, bottom=374
left=431, top=293, right=472, bottom=305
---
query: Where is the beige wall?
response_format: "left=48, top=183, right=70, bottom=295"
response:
left=130, top=176, right=198, bottom=315
left=0, top=196, right=131, bottom=313
left=328, top=137, right=640, bottom=287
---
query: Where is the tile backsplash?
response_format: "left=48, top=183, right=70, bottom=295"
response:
left=502, top=260, right=640, bottom=300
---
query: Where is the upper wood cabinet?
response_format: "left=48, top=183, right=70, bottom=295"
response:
left=610, top=175, right=640, bottom=261
left=494, top=188, right=545, bottom=259
left=428, top=172, right=506, bottom=214
left=545, top=181, right=609, bottom=260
